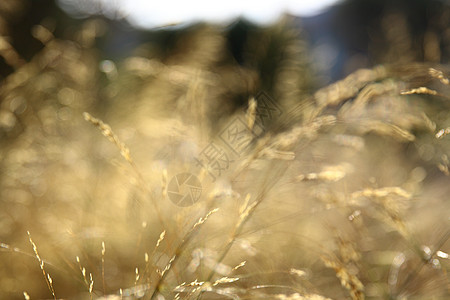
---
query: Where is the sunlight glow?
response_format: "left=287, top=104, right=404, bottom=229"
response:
left=58, top=0, right=342, bottom=28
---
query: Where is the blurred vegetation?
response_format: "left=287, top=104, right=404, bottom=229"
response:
left=0, top=0, right=449, bottom=299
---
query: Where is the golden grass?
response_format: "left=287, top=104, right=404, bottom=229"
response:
left=0, top=11, right=449, bottom=300
left=27, top=231, right=56, bottom=300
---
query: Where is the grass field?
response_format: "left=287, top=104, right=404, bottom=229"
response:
left=0, top=5, right=449, bottom=300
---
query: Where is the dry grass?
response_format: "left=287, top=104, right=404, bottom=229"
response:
left=0, top=5, right=449, bottom=300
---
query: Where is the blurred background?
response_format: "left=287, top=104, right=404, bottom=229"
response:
left=2, top=0, right=449, bottom=83
left=0, top=0, right=449, bottom=299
